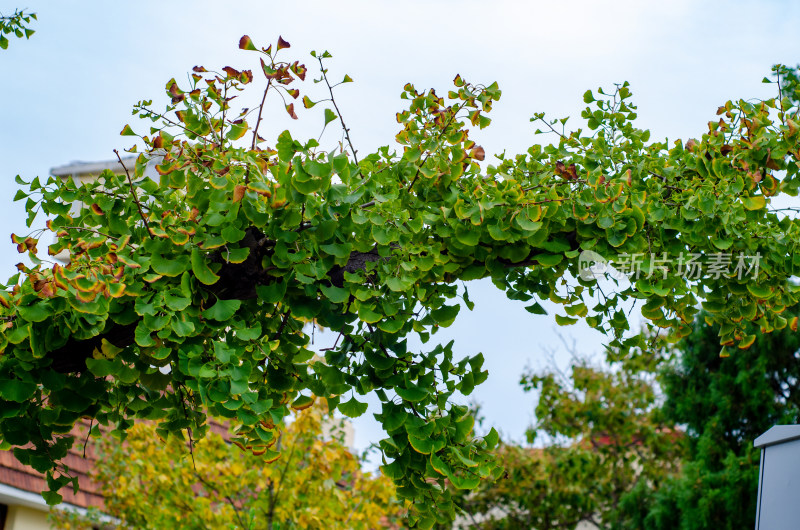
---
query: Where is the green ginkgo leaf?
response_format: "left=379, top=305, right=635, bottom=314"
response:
left=203, top=299, right=241, bottom=321
left=338, top=396, right=368, bottom=418
left=191, top=248, right=220, bottom=285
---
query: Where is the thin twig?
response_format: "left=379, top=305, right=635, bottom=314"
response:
left=251, top=79, right=274, bottom=150
left=318, top=57, right=359, bottom=166
left=522, top=178, right=587, bottom=192
left=58, top=226, right=116, bottom=240
left=82, top=418, right=93, bottom=459
left=194, top=472, right=248, bottom=529
left=366, top=323, right=393, bottom=359
left=114, top=150, right=152, bottom=238
left=137, top=106, right=206, bottom=141
left=176, top=385, right=196, bottom=470
left=273, top=309, right=291, bottom=341
left=269, top=434, right=298, bottom=515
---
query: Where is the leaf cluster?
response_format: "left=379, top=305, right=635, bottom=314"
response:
left=0, top=9, right=36, bottom=50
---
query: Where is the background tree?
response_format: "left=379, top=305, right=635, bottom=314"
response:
left=443, top=342, right=683, bottom=529
left=447, top=302, right=800, bottom=530
left=49, top=400, right=404, bottom=530
left=1, top=33, right=799, bottom=527
left=616, top=307, right=800, bottom=530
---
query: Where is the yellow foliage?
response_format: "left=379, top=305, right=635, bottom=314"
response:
left=50, top=402, right=405, bottom=530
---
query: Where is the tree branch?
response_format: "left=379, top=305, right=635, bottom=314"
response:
left=318, top=56, right=358, bottom=166
left=44, top=222, right=577, bottom=374
left=114, top=150, right=152, bottom=238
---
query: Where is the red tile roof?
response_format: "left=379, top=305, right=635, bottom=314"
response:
left=0, top=420, right=105, bottom=509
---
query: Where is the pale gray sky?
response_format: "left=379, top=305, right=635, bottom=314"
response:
left=2, top=1, right=799, bottom=455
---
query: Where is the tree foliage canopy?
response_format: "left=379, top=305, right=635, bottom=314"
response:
left=617, top=305, right=800, bottom=530
left=1, top=35, right=799, bottom=526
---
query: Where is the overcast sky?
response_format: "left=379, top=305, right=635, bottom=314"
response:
left=2, top=1, right=799, bottom=456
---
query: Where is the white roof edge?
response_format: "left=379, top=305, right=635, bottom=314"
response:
left=754, top=425, right=800, bottom=448
left=0, top=482, right=114, bottom=522
left=0, top=482, right=78, bottom=513
left=50, top=157, right=138, bottom=177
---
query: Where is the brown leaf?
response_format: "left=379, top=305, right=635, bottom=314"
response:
left=24, top=237, right=38, bottom=254
left=167, top=80, right=184, bottom=104
left=286, top=103, right=298, bottom=120
left=787, top=119, right=799, bottom=137
left=192, top=66, right=207, bottom=73
left=233, top=184, right=246, bottom=203
left=766, top=152, right=780, bottom=170
left=238, top=35, right=257, bottom=51
left=223, top=66, right=241, bottom=78
left=277, top=36, right=291, bottom=50
left=685, top=139, right=698, bottom=152
left=720, top=144, right=733, bottom=156
left=567, top=164, right=578, bottom=181
left=290, top=61, right=307, bottom=81
left=36, top=280, right=55, bottom=298
left=471, top=146, right=486, bottom=161
left=260, top=58, right=280, bottom=80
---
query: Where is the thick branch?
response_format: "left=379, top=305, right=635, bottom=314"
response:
left=45, top=226, right=576, bottom=373
left=45, top=232, right=382, bottom=373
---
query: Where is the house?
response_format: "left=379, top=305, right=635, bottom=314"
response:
left=0, top=421, right=102, bottom=529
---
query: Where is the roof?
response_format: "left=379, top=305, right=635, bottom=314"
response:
left=0, top=420, right=105, bottom=510
left=50, top=157, right=138, bottom=178
left=50, top=155, right=161, bottom=180
left=754, top=425, right=800, bottom=449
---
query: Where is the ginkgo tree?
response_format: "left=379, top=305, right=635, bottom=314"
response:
left=1, top=34, right=799, bottom=527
